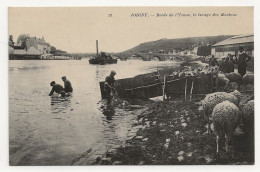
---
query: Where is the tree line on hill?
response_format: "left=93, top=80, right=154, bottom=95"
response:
left=122, top=35, right=233, bottom=56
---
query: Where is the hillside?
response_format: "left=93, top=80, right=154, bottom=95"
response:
left=122, top=35, right=234, bottom=54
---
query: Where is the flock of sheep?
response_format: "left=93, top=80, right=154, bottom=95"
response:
left=201, top=72, right=254, bottom=153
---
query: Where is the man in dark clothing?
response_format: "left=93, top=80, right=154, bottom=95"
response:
left=61, top=76, right=73, bottom=93
left=224, top=55, right=234, bottom=73
left=209, top=55, right=218, bottom=66
left=49, top=81, right=65, bottom=97
left=218, top=56, right=226, bottom=72
left=104, top=70, right=116, bottom=104
left=237, top=47, right=252, bottom=76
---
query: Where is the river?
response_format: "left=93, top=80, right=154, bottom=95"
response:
left=9, top=59, right=179, bottom=165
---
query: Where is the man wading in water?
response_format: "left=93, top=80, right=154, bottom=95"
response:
left=49, top=81, right=65, bottom=97
left=61, top=76, right=73, bottom=93
left=104, top=70, right=116, bottom=105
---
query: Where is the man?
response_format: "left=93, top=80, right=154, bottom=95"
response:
left=104, top=70, right=116, bottom=103
left=237, top=47, right=252, bottom=76
left=224, top=54, right=234, bottom=73
left=49, top=81, right=65, bottom=97
left=61, top=76, right=73, bottom=93
left=209, top=55, right=218, bottom=66
left=218, top=56, right=226, bottom=72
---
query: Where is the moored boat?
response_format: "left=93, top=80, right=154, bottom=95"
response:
left=89, top=40, right=117, bottom=65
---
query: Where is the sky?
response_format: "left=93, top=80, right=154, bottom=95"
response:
left=9, top=7, right=253, bottom=53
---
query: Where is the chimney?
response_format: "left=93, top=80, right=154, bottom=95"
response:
left=96, top=40, right=99, bottom=55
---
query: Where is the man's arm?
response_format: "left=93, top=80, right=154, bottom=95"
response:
left=49, top=87, right=54, bottom=96
left=105, top=77, right=114, bottom=89
left=246, top=54, right=252, bottom=62
left=105, top=82, right=114, bottom=89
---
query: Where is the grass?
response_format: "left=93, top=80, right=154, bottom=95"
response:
left=95, top=95, right=254, bottom=165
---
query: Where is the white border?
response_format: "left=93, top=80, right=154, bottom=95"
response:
left=1, top=0, right=259, bottom=172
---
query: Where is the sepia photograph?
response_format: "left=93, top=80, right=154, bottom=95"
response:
left=8, top=6, right=255, bottom=166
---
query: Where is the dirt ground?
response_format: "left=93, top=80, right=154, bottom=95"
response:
left=93, top=93, right=254, bottom=165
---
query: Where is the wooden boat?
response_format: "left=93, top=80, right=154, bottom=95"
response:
left=99, top=69, right=214, bottom=100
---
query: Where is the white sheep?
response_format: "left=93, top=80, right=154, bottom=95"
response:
left=242, top=100, right=254, bottom=134
left=212, top=101, right=241, bottom=153
left=202, top=90, right=241, bottom=133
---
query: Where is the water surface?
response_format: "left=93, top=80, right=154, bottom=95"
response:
left=9, top=59, right=179, bottom=165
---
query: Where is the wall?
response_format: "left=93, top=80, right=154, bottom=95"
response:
left=38, top=44, right=49, bottom=54
left=212, top=42, right=254, bottom=58
left=14, top=49, right=26, bottom=55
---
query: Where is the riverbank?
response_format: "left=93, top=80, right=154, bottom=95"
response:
left=73, top=60, right=254, bottom=165
left=91, top=94, right=254, bottom=165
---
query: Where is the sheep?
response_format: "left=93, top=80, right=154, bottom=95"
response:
left=217, top=73, right=229, bottom=87
left=242, top=74, right=254, bottom=85
left=202, top=90, right=241, bottom=134
left=224, top=72, right=242, bottom=83
left=212, top=101, right=241, bottom=153
left=242, top=100, right=254, bottom=134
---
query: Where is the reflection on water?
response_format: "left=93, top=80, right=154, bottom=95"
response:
left=50, top=94, right=72, bottom=114
left=100, top=100, right=115, bottom=121
left=9, top=60, right=179, bottom=165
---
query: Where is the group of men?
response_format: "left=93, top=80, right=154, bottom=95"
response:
left=48, top=71, right=116, bottom=102
left=49, top=76, right=73, bottom=97
left=209, top=47, right=252, bottom=76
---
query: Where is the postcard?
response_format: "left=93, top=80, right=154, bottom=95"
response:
left=8, top=6, right=254, bottom=166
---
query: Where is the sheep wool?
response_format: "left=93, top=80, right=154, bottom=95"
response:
left=242, top=74, right=254, bottom=85
left=242, top=100, right=254, bottom=134
left=225, top=72, right=242, bottom=83
left=212, top=101, right=241, bottom=153
left=218, top=73, right=229, bottom=87
left=202, top=91, right=239, bottom=119
left=202, top=90, right=240, bottom=134
left=230, top=90, right=242, bottom=103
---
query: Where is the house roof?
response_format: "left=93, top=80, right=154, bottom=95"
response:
left=35, top=38, right=50, bottom=46
left=212, top=34, right=254, bottom=47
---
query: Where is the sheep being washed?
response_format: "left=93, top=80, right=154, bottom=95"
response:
left=212, top=101, right=241, bottom=153
left=202, top=90, right=242, bottom=133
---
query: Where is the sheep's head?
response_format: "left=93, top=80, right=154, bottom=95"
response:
left=231, top=90, right=242, bottom=102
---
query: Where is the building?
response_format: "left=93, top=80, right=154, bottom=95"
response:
left=26, top=37, right=51, bottom=54
left=11, top=36, right=52, bottom=59
left=9, top=46, right=14, bottom=54
left=211, top=34, right=254, bottom=58
left=12, top=36, right=51, bottom=56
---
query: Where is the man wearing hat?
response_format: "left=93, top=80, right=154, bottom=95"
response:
left=218, top=56, right=226, bottom=72
left=104, top=70, right=116, bottom=103
left=61, top=76, right=73, bottom=93
left=49, top=81, right=65, bottom=97
left=237, top=47, right=252, bottom=76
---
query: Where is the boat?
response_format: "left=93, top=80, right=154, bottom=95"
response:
left=89, top=52, right=117, bottom=65
left=89, top=40, right=117, bottom=65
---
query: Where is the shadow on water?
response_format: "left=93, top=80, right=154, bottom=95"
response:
left=50, top=93, right=73, bottom=114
